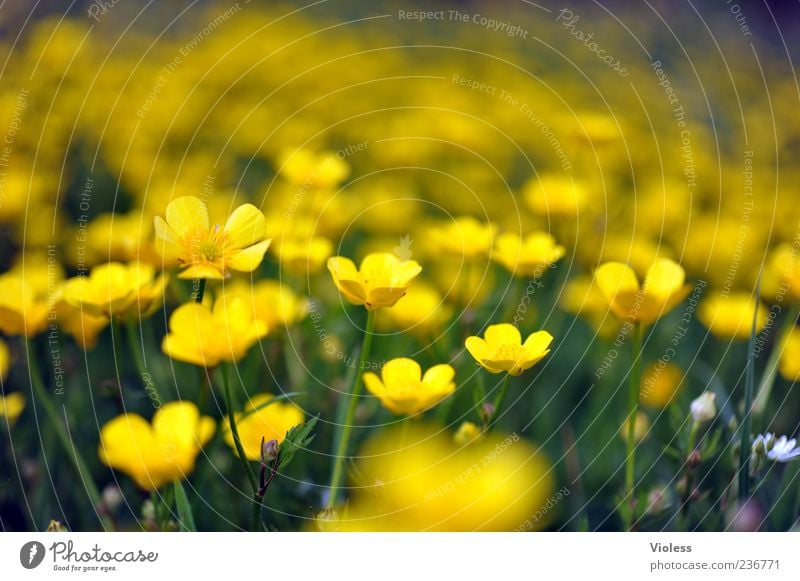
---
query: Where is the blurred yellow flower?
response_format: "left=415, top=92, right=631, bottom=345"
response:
left=63, top=262, right=167, bottom=318
left=327, top=252, right=422, bottom=311
left=465, top=323, right=553, bottom=376
left=594, top=258, right=690, bottom=325
left=640, top=362, right=683, bottom=408
left=377, top=282, right=452, bottom=338
left=453, top=421, right=483, bottom=446
left=619, top=411, right=650, bottom=443
left=433, top=259, right=496, bottom=308
left=277, top=148, right=349, bottom=189
left=162, top=297, right=268, bottom=367
left=273, top=236, right=333, bottom=274
left=431, top=216, right=495, bottom=259
left=492, top=231, right=565, bottom=277
left=98, top=401, right=215, bottom=491
left=763, top=243, right=800, bottom=301
left=0, top=338, right=9, bottom=380
left=0, top=274, right=50, bottom=337
left=224, top=394, right=304, bottom=460
left=363, top=358, right=455, bottom=416
left=337, top=425, right=554, bottom=531
left=83, top=212, right=162, bottom=265
left=223, top=279, right=308, bottom=330
left=698, top=292, right=768, bottom=340
left=0, top=392, right=26, bottom=428
left=52, top=289, right=109, bottom=350
left=524, top=174, right=587, bottom=217
left=779, top=327, right=800, bottom=380
left=154, top=196, right=271, bottom=279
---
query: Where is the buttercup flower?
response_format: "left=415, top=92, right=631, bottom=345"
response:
left=779, top=327, right=800, bottom=380
left=98, top=401, right=215, bottom=491
left=377, top=282, right=452, bottom=338
left=0, top=339, right=9, bottom=380
left=619, top=411, right=650, bottom=443
left=223, top=280, right=308, bottom=330
left=465, top=323, right=553, bottom=376
left=162, top=297, right=268, bottom=367
left=154, top=196, right=271, bottom=279
left=64, top=262, right=167, bottom=318
left=224, top=394, right=304, bottom=460
left=52, top=288, right=109, bottom=350
left=277, top=148, right=350, bottom=189
left=453, top=421, right=483, bottom=446
left=431, top=216, right=495, bottom=259
left=0, top=274, right=50, bottom=337
left=327, top=252, right=422, bottom=311
left=363, top=358, right=456, bottom=416
left=492, top=232, right=565, bottom=277
left=0, top=392, right=25, bottom=427
left=594, top=258, right=691, bottom=325
left=698, top=292, right=768, bottom=340
left=523, top=174, right=587, bottom=217
left=640, top=362, right=683, bottom=408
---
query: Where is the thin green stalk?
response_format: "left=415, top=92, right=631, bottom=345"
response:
left=753, top=305, right=798, bottom=417
left=623, top=322, right=642, bottom=531
left=679, top=421, right=701, bottom=528
left=26, top=340, right=113, bottom=531
left=193, top=278, right=207, bottom=303
left=219, top=363, right=261, bottom=530
left=126, top=322, right=162, bottom=402
left=326, top=310, right=376, bottom=510
left=489, top=373, right=511, bottom=428
left=738, top=291, right=760, bottom=502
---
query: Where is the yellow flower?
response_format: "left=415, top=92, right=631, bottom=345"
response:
left=98, top=401, right=215, bottom=491
left=433, top=258, right=496, bottom=308
left=327, top=252, right=422, bottom=311
left=363, top=358, right=456, bottom=416
left=619, top=411, right=650, bottom=443
left=63, top=262, right=167, bottom=318
left=431, top=216, right=495, bottom=259
left=224, top=394, right=304, bottom=460
left=640, top=363, right=683, bottom=408
left=223, top=279, right=308, bottom=330
left=0, top=338, right=9, bottom=381
left=453, top=421, right=483, bottom=446
left=0, top=392, right=25, bottom=427
left=0, top=274, right=50, bottom=337
left=763, top=243, right=800, bottom=301
left=52, top=288, right=109, bottom=350
left=83, top=212, right=162, bottom=266
left=779, top=327, right=800, bottom=380
left=523, top=174, right=587, bottom=217
left=277, top=148, right=350, bottom=189
left=335, top=425, right=554, bottom=531
left=492, top=232, right=565, bottom=277
left=699, top=292, right=768, bottom=340
left=465, top=323, right=553, bottom=376
left=273, top=236, right=333, bottom=274
left=162, top=297, right=268, bottom=367
left=559, top=275, right=621, bottom=339
left=377, top=282, right=452, bottom=338
left=594, top=258, right=690, bottom=325
left=154, top=196, right=271, bottom=280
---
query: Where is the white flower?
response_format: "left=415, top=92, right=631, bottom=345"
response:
left=689, top=391, right=716, bottom=423
left=766, top=435, right=800, bottom=462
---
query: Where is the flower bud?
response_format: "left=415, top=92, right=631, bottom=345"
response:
left=454, top=421, right=483, bottom=446
left=261, top=439, right=279, bottom=463
left=689, top=391, right=716, bottom=423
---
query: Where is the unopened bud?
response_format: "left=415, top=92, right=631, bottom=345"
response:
left=687, top=450, right=701, bottom=468
left=261, top=439, right=279, bottom=463
left=689, top=392, right=716, bottom=423
left=480, top=403, right=496, bottom=425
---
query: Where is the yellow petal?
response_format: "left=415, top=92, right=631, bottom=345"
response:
left=166, top=196, right=209, bottom=236
left=382, top=358, right=422, bottom=391
left=595, top=262, right=640, bottom=302
left=484, top=323, right=521, bottom=347
left=643, top=258, right=685, bottom=298
left=422, top=364, right=456, bottom=389
left=465, top=336, right=490, bottom=362
left=224, top=204, right=267, bottom=250
left=523, top=330, right=554, bottom=356
left=226, top=239, right=271, bottom=272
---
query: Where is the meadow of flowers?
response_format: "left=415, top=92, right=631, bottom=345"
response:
left=0, top=1, right=799, bottom=533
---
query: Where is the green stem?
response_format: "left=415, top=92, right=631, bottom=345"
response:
left=250, top=492, right=265, bottom=531
left=220, top=363, right=260, bottom=529
left=738, top=301, right=760, bottom=502
left=489, top=373, right=511, bottom=428
left=753, top=305, right=798, bottom=417
left=326, top=310, right=376, bottom=509
left=624, top=322, right=642, bottom=531
left=679, top=421, right=701, bottom=528
left=126, top=322, right=163, bottom=402
left=26, top=340, right=113, bottom=531
left=193, top=278, right=207, bottom=303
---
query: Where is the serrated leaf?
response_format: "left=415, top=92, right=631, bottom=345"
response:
left=278, top=415, right=319, bottom=470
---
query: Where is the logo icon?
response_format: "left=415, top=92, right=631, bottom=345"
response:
left=20, top=541, right=46, bottom=569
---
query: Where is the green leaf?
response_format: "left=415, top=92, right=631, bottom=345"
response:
left=173, top=481, right=197, bottom=532
left=278, top=415, right=319, bottom=470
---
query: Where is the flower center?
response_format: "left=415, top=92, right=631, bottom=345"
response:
left=490, top=343, right=522, bottom=361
